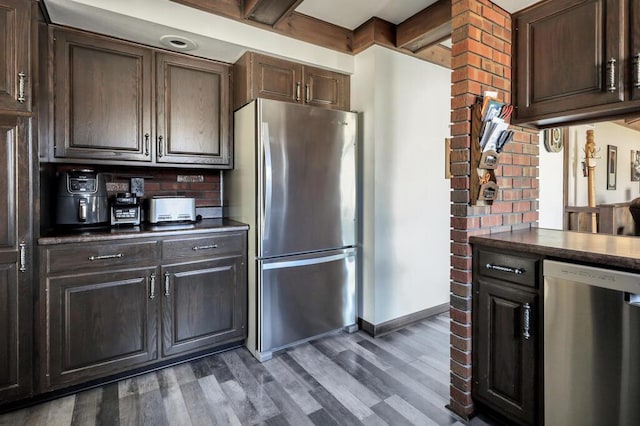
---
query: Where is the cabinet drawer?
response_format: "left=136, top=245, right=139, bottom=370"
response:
left=476, top=249, right=539, bottom=288
left=43, top=240, right=159, bottom=274
left=162, top=232, right=245, bottom=261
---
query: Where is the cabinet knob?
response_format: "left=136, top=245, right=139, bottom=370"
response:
left=149, top=273, right=156, bottom=299
left=19, top=241, right=27, bottom=273
left=607, top=58, right=617, bottom=93
left=88, top=253, right=123, bottom=261
left=485, top=263, right=525, bottom=275
left=192, top=244, right=218, bottom=251
left=158, top=136, right=164, bottom=157
left=522, top=303, right=531, bottom=340
left=296, top=82, right=301, bottom=102
left=634, top=54, right=640, bottom=89
left=18, top=72, right=26, bottom=103
left=144, top=133, right=150, bottom=156
left=164, top=272, right=170, bottom=296
left=305, top=83, right=310, bottom=103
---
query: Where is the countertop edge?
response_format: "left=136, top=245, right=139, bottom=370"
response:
left=470, top=228, right=640, bottom=271
left=38, top=220, right=250, bottom=245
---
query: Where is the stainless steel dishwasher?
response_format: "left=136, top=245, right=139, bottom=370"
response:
left=544, top=260, right=640, bottom=426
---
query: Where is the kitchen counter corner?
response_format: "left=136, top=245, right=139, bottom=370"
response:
left=470, top=227, right=640, bottom=271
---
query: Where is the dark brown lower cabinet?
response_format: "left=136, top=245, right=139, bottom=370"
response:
left=39, top=230, right=247, bottom=393
left=0, top=260, right=32, bottom=401
left=44, top=267, right=158, bottom=390
left=161, top=256, right=246, bottom=357
left=473, top=277, right=538, bottom=425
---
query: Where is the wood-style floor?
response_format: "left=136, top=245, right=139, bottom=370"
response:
left=0, top=313, right=494, bottom=425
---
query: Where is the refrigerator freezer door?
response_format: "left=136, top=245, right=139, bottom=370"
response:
left=258, top=99, right=356, bottom=258
left=258, top=248, right=356, bottom=356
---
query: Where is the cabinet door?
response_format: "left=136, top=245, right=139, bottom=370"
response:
left=161, top=256, right=246, bottom=357
left=631, top=0, right=640, bottom=101
left=44, top=267, right=158, bottom=390
left=473, top=279, right=537, bottom=425
left=0, top=0, right=30, bottom=113
left=0, top=116, right=31, bottom=401
left=156, top=54, right=231, bottom=166
left=514, top=0, right=624, bottom=121
left=53, top=29, right=153, bottom=162
left=303, top=66, right=350, bottom=111
left=251, top=54, right=303, bottom=104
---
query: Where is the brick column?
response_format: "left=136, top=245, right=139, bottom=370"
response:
left=449, top=0, right=539, bottom=418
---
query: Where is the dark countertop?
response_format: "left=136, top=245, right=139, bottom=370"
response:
left=470, top=227, right=640, bottom=271
left=38, top=218, right=249, bottom=245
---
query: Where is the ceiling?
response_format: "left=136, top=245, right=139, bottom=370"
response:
left=296, top=0, right=538, bottom=29
left=42, top=0, right=540, bottom=67
left=295, top=0, right=441, bottom=30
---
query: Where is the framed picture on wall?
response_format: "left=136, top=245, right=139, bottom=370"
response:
left=632, top=150, right=640, bottom=182
left=607, top=145, right=617, bottom=190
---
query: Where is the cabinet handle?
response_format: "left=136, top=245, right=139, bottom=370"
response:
left=607, top=58, right=617, bottom=92
left=522, top=303, right=531, bottom=340
left=296, top=82, right=301, bottom=101
left=485, top=263, right=525, bottom=275
left=158, top=136, right=164, bottom=157
left=18, top=72, right=26, bottom=103
left=19, top=241, right=26, bottom=273
left=149, top=273, right=156, bottom=299
left=634, top=54, right=640, bottom=89
left=305, top=83, right=310, bottom=103
left=88, top=253, right=123, bottom=261
left=192, top=244, right=218, bottom=251
left=144, top=133, right=150, bottom=156
left=164, top=272, right=170, bottom=296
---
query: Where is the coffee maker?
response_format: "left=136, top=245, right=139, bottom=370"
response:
left=55, top=170, right=109, bottom=226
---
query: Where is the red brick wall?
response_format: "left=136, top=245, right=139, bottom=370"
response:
left=449, top=0, right=539, bottom=418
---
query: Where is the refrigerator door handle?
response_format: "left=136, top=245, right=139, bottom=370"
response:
left=262, top=122, right=273, bottom=241
left=263, top=251, right=354, bottom=270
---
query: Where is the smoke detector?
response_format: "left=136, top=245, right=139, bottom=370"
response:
left=159, top=35, right=198, bottom=52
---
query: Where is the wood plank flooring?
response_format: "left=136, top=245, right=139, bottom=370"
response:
left=0, top=313, right=495, bottom=425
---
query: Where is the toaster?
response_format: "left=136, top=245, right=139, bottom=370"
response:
left=147, top=196, right=196, bottom=223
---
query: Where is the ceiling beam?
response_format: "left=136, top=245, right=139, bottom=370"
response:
left=352, top=18, right=396, bottom=54
left=396, top=0, right=452, bottom=52
left=244, top=0, right=305, bottom=27
left=170, top=0, right=452, bottom=68
left=353, top=17, right=451, bottom=69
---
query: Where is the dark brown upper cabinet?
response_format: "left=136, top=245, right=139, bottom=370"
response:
left=233, top=51, right=350, bottom=111
left=0, top=0, right=31, bottom=114
left=513, top=0, right=640, bottom=127
left=50, top=27, right=232, bottom=168
left=156, top=54, right=231, bottom=166
left=53, top=29, right=153, bottom=162
left=0, top=116, right=33, bottom=402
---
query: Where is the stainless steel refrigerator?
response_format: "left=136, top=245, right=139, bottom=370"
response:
left=226, top=98, right=357, bottom=361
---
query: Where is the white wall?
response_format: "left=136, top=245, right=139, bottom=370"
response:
left=538, top=129, right=563, bottom=229
left=352, top=45, right=451, bottom=325
left=539, top=122, right=640, bottom=229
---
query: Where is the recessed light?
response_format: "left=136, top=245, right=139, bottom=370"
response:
left=159, top=35, right=198, bottom=52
